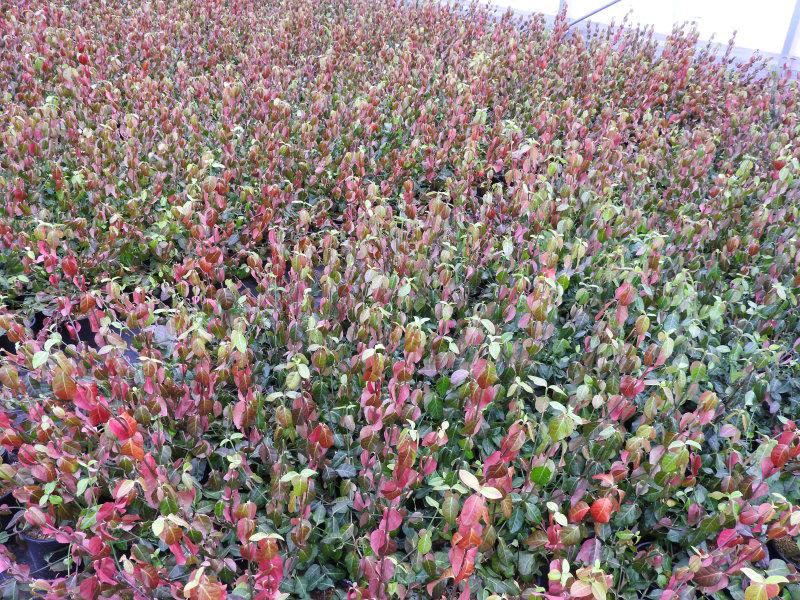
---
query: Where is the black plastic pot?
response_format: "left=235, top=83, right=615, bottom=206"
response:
left=59, top=317, right=95, bottom=346
left=19, top=532, right=68, bottom=579
left=119, top=328, right=141, bottom=365
left=0, top=405, right=27, bottom=428
left=0, top=333, right=14, bottom=354
left=0, top=540, right=25, bottom=590
left=190, top=458, right=209, bottom=484
left=28, top=311, right=47, bottom=337
left=240, top=275, right=259, bottom=297
left=0, top=491, right=17, bottom=532
left=4, top=405, right=27, bottom=426
left=0, top=447, right=18, bottom=463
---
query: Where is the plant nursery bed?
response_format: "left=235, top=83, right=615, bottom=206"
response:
left=0, top=0, right=799, bottom=599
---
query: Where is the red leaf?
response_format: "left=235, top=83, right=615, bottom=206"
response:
left=458, top=583, right=471, bottom=600
left=771, top=444, right=789, bottom=468
left=569, top=500, right=590, bottom=523
left=24, top=505, right=50, bottom=528
left=94, top=557, right=117, bottom=585
left=161, top=523, right=182, bottom=546
left=170, top=543, right=186, bottom=566
left=449, top=544, right=477, bottom=583
left=309, top=423, right=334, bottom=449
left=88, top=401, right=111, bottom=427
left=458, top=494, right=486, bottom=528
left=232, top=398, right=247, bottom=429
left=695, top=567, right=728, bottom=593
left=470, top=359, right=487, bottom=382
left=615, top=282, right=635, bottom=305
left=570, top=580, right=593, bottom=598
left=61, top=256, right=78, bottom=278
left=109, top=412, right=137, bottom=441
left=52, top=367, right=77, bottom=400
left=620, top=375, right=644, bottom=398
left=192, top=577, right=227, bottom=600
left=79, top=577, right=99, bottom=600
left=716, top=528, right=742, bottom=549
left=119, top=432, right=144, bottom=461
left=112, top=479, right=137, bottom=501
left=590, top=497, right=613, bottom=523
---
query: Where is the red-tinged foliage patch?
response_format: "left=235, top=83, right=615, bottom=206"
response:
left=0, top=0, right=799, bottom=598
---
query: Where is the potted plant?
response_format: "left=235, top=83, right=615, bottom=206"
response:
left=16, top=529, right=68, bottom=580
left=15, top=506, right=69, bottom=581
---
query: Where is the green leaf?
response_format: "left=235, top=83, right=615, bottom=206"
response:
left=297, top=363, right=310, bottom=379
left=76, top=478, right=90, bottom=496
left=518, top=552, right=534, bottom=578
left=152, top=516, right=165, bottom=538
left=615, top=502, right=641, bottom=527
left=459, top=469, right=481, bottom=492
left=299, top=564, right=332, bottom=593
left=591, top=579, right=607, bottom=600
left=661, top=453, right=678, bottom=474
left=279, top=472, right=297, bottom=483
left=436, top=376, right=450, bottom=397
left=525, top=501, right=542, bottom=524
left=548, top=414, right=575, bottom=442
left=766, top=559, right=791, bottom=578
left=530, top=376, right=548, bottom=388
left=744, top=583, right=768, bottom=600
left=480, top=319, right=496, bottom=335
left=427, top=396, right=443, bottom=420
left=231, top=330, right=247, bottom=354
left=508, top=506, right=524, bottom=534
left=32, top=351, right=49, bottom=369
left=480, top=486, right=503, bottom=500
left=44, top=332, right=62, bottom=350
left=502, top=237, right=513, bottom=259
left=663, top=314, right=679, bottom=333
left=418, top=530, right=432, bottom=554
left=530, top=465, right=553, bottom=486
left=740, top=568, right=765, bottom=584
left=79, top=506, right=99, bottom=530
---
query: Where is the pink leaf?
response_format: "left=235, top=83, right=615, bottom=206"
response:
left=716, top=528, right=741, bottom=549
left=450, top=369, right=469, bottom=386
left=384, top=508, right=402, bottom=532
left=370, top=529, right=388, bottom=557
left=458, top=494, right=486, bottom=528
left=576, top=537, right=602, bottom=564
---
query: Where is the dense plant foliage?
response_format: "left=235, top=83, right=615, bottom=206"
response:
left=1, top=0, right=799, bottom=598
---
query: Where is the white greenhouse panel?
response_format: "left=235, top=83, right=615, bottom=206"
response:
left=483, top=0, right=562, bottom=14
left=479, top=0, right=800, bottom=60
left=565, top=0, right=793, bottom=55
